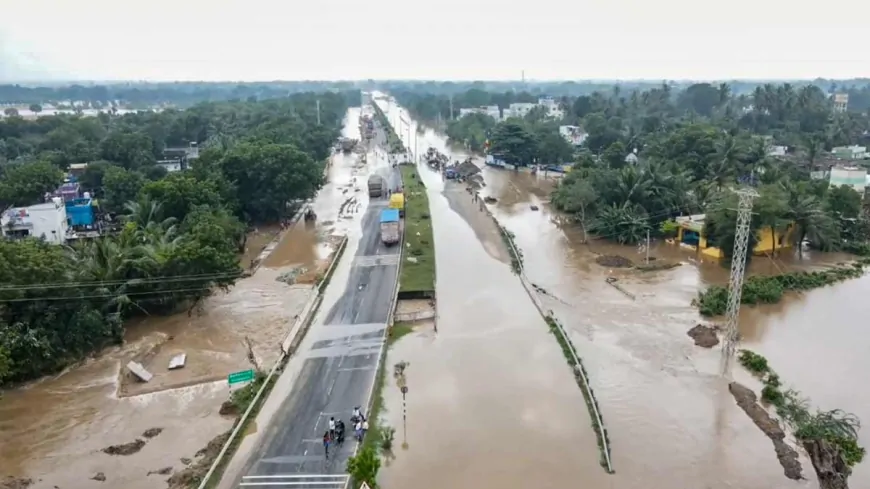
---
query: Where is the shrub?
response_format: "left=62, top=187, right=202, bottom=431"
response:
left=738, top=350, right=769, bottom=374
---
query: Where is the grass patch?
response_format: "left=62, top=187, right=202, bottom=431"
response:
left=695, top=259, right=870, bottom=316
left=496, top=223, right=524, bottom=274
left=737, top=349, right=865, bottom=468
left=398, top=166, right=436, bottom=295
left=370, top=102, right=406, bottom=153
left=389, top=321, right=414, bottom=344
left=544, top=315, right=614, bottom=474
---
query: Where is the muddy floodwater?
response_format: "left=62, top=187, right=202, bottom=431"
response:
left=377, top=96, right=869, bottom=488
left=378, top=98, right=605, bottom=489
left=0, top=109, right=363, bottom=488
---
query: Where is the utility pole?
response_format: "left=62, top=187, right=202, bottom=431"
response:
left=316, top=100, right=321, bottom=125
left=645, top=229, right=650, bottom=264
left=721, top=188, right=760, bottom=377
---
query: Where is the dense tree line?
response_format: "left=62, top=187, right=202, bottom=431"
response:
left=402, top=82, right=870, bottom=261
left=545, top=82, right=870, bottom=259
left=0, top=91, right=353, bottom=386
left=0, top=82, right=362, bottom=108
left=394, top=79, right=870, bottom=121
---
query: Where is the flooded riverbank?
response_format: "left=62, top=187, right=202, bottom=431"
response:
left=0, top=109, right=364, bottom=489
left=376, top=95, right=870, bottom=488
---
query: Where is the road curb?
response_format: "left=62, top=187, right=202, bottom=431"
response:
left=491, top=215, right=614, bottom=474
left=197, top=235, right=350, bottom=489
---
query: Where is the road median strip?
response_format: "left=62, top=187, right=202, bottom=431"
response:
left=193, top=235, right=349, bottom=489
left=397, top=165, right=436, bottom=299
left=492, top=217, right=614, bottom=474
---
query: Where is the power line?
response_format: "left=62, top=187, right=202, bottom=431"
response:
left=0, top=287, right=214, bottom=303
left=0, top=271, right=244, bottom=292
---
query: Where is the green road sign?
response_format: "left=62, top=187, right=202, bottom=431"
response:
left=228, top=369, right=255, bottom=385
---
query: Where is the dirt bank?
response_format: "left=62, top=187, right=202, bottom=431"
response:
left=167, top=431, right=231, bottom=489
left=803, top=439, right=851, bottom=489
left=442, top=180, right=511, bottom=264
left=729, top=382, right=803, bottom=481
left=687, top=324, right=719, bottom=348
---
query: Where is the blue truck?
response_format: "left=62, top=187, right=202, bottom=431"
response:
left=380, top=209, right=400, bottom=245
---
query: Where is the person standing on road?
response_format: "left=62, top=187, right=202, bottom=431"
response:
left=354, top=420, right=363, bottom=442
left=328, top=417, right=336, bottom=440
left=361, top=419, right=369, bottom=440
left=323, top=431, right=331, bottom=459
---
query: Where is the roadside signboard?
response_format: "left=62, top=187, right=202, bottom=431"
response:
left=360, top=483, right=372, bottom=489
left=228, top=369, right=255, bottom=386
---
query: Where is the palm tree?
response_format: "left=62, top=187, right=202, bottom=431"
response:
left=780, top=181, right=838, bottom=256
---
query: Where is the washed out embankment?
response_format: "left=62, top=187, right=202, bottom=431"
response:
left=728, top=349, right=863, bottom=489
left=184, top=236, right=349, bottom=489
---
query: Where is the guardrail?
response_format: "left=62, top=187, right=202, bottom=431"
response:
left=496, top=221, right=614, bottom=474
left=197, top=235, right=349, bottom=489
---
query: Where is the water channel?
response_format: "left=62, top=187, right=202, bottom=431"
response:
left=377, top=96, right=868, bottom=488
left=0, top=108, right=364, bottom=489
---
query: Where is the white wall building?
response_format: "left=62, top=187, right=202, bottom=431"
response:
left=537, top=97, right=565, bottom=119
left=768, top=145, right=788, bottom=157
left=156, top=160, right=183, bottom=172
left=458, top=105, right=501, bottom=120
left=829, top=166, right=867, bottom=195
left=559, top=125, right=588, bottom=146
left=1, top=199, right=69, bottom=244
left=505, top=103, right=536, bottom=119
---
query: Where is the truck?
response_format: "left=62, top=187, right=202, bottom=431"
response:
left=368, top=175, right=385, bottom=198
left=380, top=209, right=400, bottom=246
left=389, top=193, right=405, bottom=217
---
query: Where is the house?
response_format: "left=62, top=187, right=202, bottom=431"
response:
left=829, top=166, right=867, bottom=195
left=537, top=97, right=564, bottom=119
left=559, top=125, right=587, bottom=146
left=1, top=199, right=69, bottom=244
left=156, top=160, right=183, bottom=172
left=833, top=93, right=849, bottom=113
left=158, top=142, right=200, bottom=172
left=673, top=214, right=794, bottom=260
left=768, top=145, right=788, bottom=157
left=458, top=105, right=501, bottom=120
left=505, top=103, right=536, bottom=119
left=831, top=145, right=867, bottom=160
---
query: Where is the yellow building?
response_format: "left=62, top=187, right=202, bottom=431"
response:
left=673, top=214, right=794, bottom=260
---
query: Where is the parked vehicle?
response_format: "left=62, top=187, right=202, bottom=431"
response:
left=389, top=193, right=405, bottom=217
left=380, top=209, right=400, bottom=245
left=368, top=175, right=385, bottom=198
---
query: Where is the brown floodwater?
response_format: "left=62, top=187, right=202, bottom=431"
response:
left=0, top=108, right=363, bottom=488
left=377, top=98, right=606, bottom=489
left=378, top=95, right=869, bottom=488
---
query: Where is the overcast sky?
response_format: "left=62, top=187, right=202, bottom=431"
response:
left=2, top=0, right=868, bottom=81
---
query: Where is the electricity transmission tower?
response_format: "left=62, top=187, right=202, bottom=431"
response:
left=720, top=187, right=759, bottom=377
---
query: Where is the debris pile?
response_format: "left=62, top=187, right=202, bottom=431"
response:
left=686, top=324, right=719, bottom=348
left=594, top=255, right=634, bottom=268
left=276, top=267, right=307, bottom=285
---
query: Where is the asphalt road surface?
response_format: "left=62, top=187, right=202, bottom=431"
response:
left=234, top=169, right=401, bottom=489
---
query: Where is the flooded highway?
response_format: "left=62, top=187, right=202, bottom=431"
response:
left=375, top=95, right=870, bottom=488
left=375, top=97, right=608, bottom=489
left=0, top=108, right=365, bottom=489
